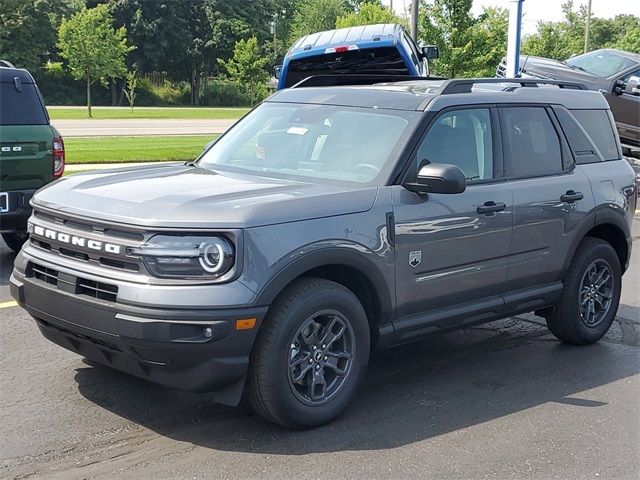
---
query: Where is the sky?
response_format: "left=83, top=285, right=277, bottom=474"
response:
left=383, top=0, right=639, bottom=35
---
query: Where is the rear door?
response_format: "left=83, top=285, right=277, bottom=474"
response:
left=499, top=106, right=595, bottom=292
left=0, top=77, right=54, bottom=192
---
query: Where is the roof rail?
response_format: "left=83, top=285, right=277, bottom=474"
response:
left=438, top=77, right=588, bottom=94
left=291, top=74, right=440, bottom=88
left=0, top=60, right=16, bottom=68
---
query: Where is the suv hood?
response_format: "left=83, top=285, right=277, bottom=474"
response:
left=32, top=163, right=378, bottom=229
left=517, top=55, right=599, bottom=82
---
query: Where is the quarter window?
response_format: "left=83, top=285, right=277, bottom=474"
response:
left=570, top=109, right=620, bottom=161
left=416, top=108, right=494, bottom=181
left=502, top=107, right=563, bottom=178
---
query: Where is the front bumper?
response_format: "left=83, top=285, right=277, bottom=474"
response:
left=10, top=265, right=267, bottom=406
left=0, top=189, right=36, bottom=233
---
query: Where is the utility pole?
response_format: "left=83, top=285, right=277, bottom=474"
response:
left=411, top=0, right=418, bottom=41
left=270, top=15, right=277, bottom=61
left=584, top=0, right=592, bottom=53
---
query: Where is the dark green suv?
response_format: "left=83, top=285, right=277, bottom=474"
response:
left=0, top=61, right=64, bottom=252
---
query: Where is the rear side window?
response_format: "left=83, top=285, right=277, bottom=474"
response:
left=570, top=109, right=619, bottom=161
left=502, top=107, right=563, bottom=178
left=0, top=82, right=48, bottom=125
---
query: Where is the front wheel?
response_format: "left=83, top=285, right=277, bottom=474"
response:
left=2, top=231, right=28, bottom=253
left=248, top=278, right=370, bottom=429
left=547, top=237, right=622, bottom=345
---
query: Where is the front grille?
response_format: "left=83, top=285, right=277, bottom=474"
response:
left=78, top=279, right=118, bottom=302
left=30, top=208, right=146, bottom=274
left=28, top=261, right=118, bottom=303
left=30, top=263, right=58, bottom=286
left=496, top=61, right=506, bottom=78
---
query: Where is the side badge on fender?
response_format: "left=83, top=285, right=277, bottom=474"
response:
left=409, top=250, right=422, bottom=268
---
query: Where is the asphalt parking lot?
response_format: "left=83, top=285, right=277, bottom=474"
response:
left=1, top=215, right=638, bottom=480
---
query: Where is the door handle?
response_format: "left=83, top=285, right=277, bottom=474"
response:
left=477, top=201, right=506, bottom=215
left=560, top=190, right=584, bottom=203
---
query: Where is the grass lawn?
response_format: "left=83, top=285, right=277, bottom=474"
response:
left=48, top=106, right=249, bottom=120
left=65, top=135, right=218, bottom=164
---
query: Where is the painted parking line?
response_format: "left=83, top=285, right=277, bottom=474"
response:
left=0, top=300, right=18, bottom=309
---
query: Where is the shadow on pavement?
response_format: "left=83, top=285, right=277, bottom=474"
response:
left=74, top=316, right=640, bottom=455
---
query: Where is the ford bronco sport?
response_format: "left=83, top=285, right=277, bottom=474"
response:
left=10, top=78, right=636, bottom=429
left=1, top=61, right=65, bottom=252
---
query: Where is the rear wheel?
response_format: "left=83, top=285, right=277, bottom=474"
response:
left=547, top=237, right=621, bottom=345
left=249, top=278, right=370, bottom=429
left=2, top=231, right=28, bottom=253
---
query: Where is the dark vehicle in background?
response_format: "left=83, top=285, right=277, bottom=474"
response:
left=497, top=49, right=640, bottom=155
left=0, top=61, right=65, bottom=252
left=276, top=23, right=439, bottom=89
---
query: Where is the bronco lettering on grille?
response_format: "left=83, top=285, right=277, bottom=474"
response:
left=32, top=225, right=122, bottom=254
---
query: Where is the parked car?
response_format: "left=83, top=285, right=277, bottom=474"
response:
left=0, top=61, right=65, bottom=253
left=10, top=78, right=636, bottom=429
left=276, top=23, right=439, bottom=89
left=497, top=49, right=640, bottom=155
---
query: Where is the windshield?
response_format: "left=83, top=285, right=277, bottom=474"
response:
left=198, top=102, right=419, bottom=185
left=565, top=50, right=637, bottom=77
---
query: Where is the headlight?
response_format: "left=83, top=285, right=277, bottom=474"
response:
left=131, top=235, right=234, bottom=279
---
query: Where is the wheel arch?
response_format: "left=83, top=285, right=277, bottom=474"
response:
left=254, top=248, right=394, bottom=349
left=565, top=210, right=631, bottom=274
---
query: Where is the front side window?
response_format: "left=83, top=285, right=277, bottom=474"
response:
left=198, top=103, right=419, bottom=184
left=502, top=107, right=563, bottom=178
left=415, top=108, right=494, bottom=182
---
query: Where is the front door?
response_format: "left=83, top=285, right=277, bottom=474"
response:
left=608, top=68, right=640, bottom=145
left=392, top=107, right=513, bottom=323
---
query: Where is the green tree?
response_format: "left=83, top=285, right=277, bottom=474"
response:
left=218, top=36, right=269, bottom=106
left=0, top=0, right=79, bottom=72
left=336, top=3, right=404, bottom=28
left=58, top=4, right=133, bottom=116
left=522, top=2, right=640, bottom=59
left=123, top=69, right=138, bottom=112
left=466, top=7, right=509, bottom=77
left=112, top=0, right=290, bottom=105
left=419, top=0, right=507, bottom=78
left=289, top=0, right=349, bottom=42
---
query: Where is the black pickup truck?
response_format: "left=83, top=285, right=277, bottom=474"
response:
left=497, top=49, right=640, bottom=156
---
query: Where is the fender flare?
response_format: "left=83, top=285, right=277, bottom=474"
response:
left=253, top=246, right=394, bottom=322
left=562, top=207, right=632, bottom=274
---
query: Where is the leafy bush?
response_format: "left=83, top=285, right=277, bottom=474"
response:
left=201, top=79, right=272, bottom=107
left=134, top=78, right=189, bottom=106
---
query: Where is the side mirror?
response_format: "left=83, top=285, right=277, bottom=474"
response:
left=625, top=76, right=640, bottom=96
left=273, top=65, right=282, bottom=80
left=404, top=163, right=466, bottom=195
left=421, top=45, right=439, bottom=60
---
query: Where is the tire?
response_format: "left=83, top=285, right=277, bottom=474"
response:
left=547, top=237, right=622, bottom=345
left=2, top=231, right=28, bottom=253
left=248, top=277, right=370, bottom=429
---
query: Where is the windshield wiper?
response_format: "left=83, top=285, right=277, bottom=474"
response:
left=562, top=60, right=589, bottom=73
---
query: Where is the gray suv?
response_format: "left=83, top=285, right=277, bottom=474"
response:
left=10, top=78, right=637, bottom=429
